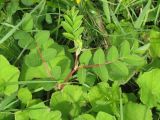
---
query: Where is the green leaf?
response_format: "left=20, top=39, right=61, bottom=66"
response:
left=6, top=0, right=19, bottom=16
left=108, top=61, right=129, bottom=81
left=96, top=111, right=116, bottom=120
left=18, top=87, right=32, bottom=104
left=123, top=55, right=145, bottom=66
left=101, top=0, right=111, bottom=23
left=50, top=91, right=72, bottom=118
left=131, top=40, right=139, bottom=51
left=74, top=114, right=95, bottom=120
left=61, top=21, right=73, bottom=33
left=137, top=69, right=160, bottom=107
left=88, top=82, right=119, bottom=114
left=14, top=30, right=35, bottom=49
left=134, top=43, right=150, bottom=55
left=50, top=89, right=81, bottom=118
left=22, top=13, right=33, bottom=31
left=134, top=0, right=151, bottom=28
left=73, top=15, right=83, bottom=30
left=15, top=111, right=29, bottom=120
left=123, top=102, right=152, bottom=120
left=25, top=50, right=42, bottom=67
left=64, top=15, right=73, bottom=26
left=42, top=48, right=57, bottom=62
left=77, top=68, right=87, bottom=84
left=21, top=0, right=35, bottom=6
left=46, top=111, right=62, bottom=120
left=51, top=66, right=61, bottom=79
left=107, top=46, right=119, bottom=62
left=63, top=85, right=83, bottom=102
left=63, top=32, right=75, bottom=40
left=28, top=102, right=49, bottom=120
left=45, top=14, right=52, bottom=24
left=79, top=50, right=92, bottom=65
left=35, top=30, right=50, bottom=45
left=0, top=55, right=20, bottom=95
left=149, top=30, right=160, bottom=58
left=74, top=27, right=84, bottom=38
left=93, top=49, right=108, bottom=82
left=120, top=40, right=130, bottom=57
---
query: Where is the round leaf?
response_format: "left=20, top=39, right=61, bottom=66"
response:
left=18, top=87, right=32, bottom=104
left=42, top=48, right=57, bottom=62
left=25, top=50, right=42, bottom=67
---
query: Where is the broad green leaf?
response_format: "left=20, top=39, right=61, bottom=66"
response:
left=149, top=30, right=160, bottom=58
left=51, top=66, right=61, bottom=79
left=63, top=85, right=83, bottom=102
left=25, top=50, right=42, bottom=67
left=42, top=48, right=57, bottom=62
left=93, top=48, right=108, bottom=82
left=6, top=0, right=19, bottom=16
left=15, top=104, right=62, bottom=120
left=137, top=69, right=160, bottom=107
left=14, top=30, right=35, bottom=49
left=77, top=68, right=87, bottom=84
left=28, top=102, right=50, bottom=120
left=15, top=111, right=29, bottom=120
left=88, top=82, right=119, bottom=114
left=123, top=55, right=145, bottom=66
left=21, top=43, right=70, bottom=81
left=50, top=91, right=72, bottom=118
left=34, top=30, right=50, bottom=45
left=18, top=87, right=32, bottom=104
left=45, top=14, right=52, bottom=24
left=96, top=111, right=116, bottom=120
left=21, top=0, right=35, bottom=6
left=46, top=111, right=62, bottom=120
left=22, top=13, right=33, bottom=31
left=108, top=61, right=129, bottom=81
left=50, top=91, right=80, bottom=118
left=74, top=114, right=95, bottom=120
left=79, top=50, right=92, bottom=65
left=120, top=40, right=130, bottom=57
left=85, top=74, right=96, bottom=87
left=107, top=46, right=119, bottom=62
left=0, top=55, right=20, bottom=95
left=123, top=102, right=152, bottom=120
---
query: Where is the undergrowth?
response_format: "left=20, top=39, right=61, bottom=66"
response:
left=0, top=0, right=160, bottom=120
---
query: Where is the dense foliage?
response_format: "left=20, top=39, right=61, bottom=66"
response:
left=0, top=0, right=160, bottom=120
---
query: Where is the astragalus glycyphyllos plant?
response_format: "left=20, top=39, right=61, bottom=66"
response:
left=0, top=0, right=160, bottom=120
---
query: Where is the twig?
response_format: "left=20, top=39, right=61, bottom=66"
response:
left=58, top=54, right=113, bottom=90
left=58, top=52, right=79, bottom=89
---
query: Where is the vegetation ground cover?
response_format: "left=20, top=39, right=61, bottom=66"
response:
left=0, top=0, right=160, bottom=120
